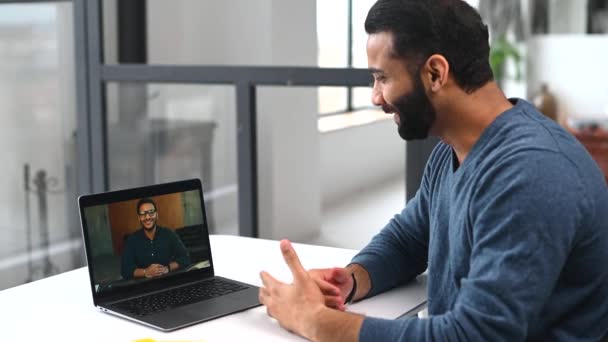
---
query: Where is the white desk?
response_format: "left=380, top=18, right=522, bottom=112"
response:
left=0, top=235, right=426, bottom=342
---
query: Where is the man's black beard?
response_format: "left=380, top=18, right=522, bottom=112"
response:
left=390, top=77, right=437, bottom=141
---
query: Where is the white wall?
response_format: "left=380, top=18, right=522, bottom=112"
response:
left=147, top=0, right=321, bottom=241
left=256, top=0, right=321, bottom=241
left=527, top=35, right=608, bottom=122
left=320, top=120, right=405, bottom=208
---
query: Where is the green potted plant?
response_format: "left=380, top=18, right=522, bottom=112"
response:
left=489, top=35, right=522, bottom=85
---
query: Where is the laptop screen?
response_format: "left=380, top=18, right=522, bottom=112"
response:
left=81, top=187, right=212, bottom=295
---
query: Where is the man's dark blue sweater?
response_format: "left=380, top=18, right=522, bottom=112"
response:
left=351, top=99, right=608, bottom=341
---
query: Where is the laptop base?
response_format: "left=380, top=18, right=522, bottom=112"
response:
left=100, top=277, right=261, bottom=331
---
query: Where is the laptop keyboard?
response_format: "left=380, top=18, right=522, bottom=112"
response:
left=111, top=278, right=249, bottom=317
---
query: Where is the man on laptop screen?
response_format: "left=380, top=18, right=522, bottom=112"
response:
left=83, top=189, right=211, bottom=293
left=121, top=198, right=191, bottom=280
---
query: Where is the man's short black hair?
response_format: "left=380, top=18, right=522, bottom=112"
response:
left=136, top=198, right=157, bottom=214
left=365, top=0, right=493, bottom=93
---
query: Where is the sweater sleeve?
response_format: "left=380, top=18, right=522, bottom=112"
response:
left=358, top=150, right=584, bottom=341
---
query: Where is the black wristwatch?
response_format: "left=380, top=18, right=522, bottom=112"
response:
left=344, top=273, right=357, bottom=304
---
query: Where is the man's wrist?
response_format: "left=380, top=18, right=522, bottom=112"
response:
left=346, top=263, right=371, bottom=302
left=304, top=304, right=329, bottom=342
left=344, top=273, right=357, bottom=304
left=308, top=305, right=364, bottom=342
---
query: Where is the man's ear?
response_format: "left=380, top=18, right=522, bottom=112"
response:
left=422, top=54, right=449, bottom=92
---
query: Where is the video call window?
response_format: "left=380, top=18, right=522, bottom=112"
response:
left=83, top=190, right=210, bottom=293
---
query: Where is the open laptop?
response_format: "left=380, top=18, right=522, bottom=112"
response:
left=78, top=178, right=260, bottom=331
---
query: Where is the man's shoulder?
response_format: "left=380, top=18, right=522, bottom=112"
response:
left=125, top=229, right=143, bottom=242
left=474, top=100, right=595, bottom=180
left=157, top=226, right=178, bottom=236
left=487, top=99, right=576, bottom=155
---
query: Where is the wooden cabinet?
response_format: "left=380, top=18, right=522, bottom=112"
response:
left=572, top=129, right=608, bottom=184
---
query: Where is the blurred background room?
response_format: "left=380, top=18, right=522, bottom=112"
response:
left=1, top=0, right=606, bottom=291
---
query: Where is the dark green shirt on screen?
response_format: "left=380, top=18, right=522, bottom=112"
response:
left=121, top=226, right=191, bottom=280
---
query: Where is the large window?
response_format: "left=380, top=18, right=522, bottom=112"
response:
left=0, top=2, right=82, bottom=291
left=317, top=0, right=376, bottom=115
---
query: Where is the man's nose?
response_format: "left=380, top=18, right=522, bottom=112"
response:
left=371, top=83, right=385, bottom=107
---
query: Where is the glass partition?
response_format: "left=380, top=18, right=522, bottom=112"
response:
left=0, top=2, right=82, bottom=290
